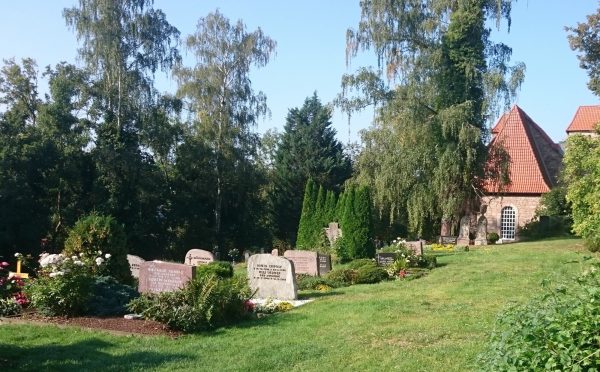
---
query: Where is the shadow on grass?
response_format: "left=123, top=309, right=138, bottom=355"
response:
left=0, top=337, right=189, bottom=371
left=298, top=290, right=345, bottom=299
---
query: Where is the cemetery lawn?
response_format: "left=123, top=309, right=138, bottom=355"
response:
left=0, top=238, right=594, bottom=371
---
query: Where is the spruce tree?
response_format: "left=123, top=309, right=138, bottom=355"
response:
left=337, top=186, right=374, bottom=261
left=269, top=93, right=352, bottom=245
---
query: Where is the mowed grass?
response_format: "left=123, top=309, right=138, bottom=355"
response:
left=0, top=239, right=594, bottom=371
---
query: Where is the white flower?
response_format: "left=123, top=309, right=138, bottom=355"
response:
left=104, top=253, right=111, bottom=259
left=95, top=257, right=105, bottom=266
left=79, top=253, right=85, bottom=257
left=406, top=259, right=410, bottom=263
left=49, top=271, right=64, bottom=278
left=74, top=260, right=84, bottom=266
left=72, top=256, right=78, bottom=260
left=40, top=254, right=62, bottom=268
left=97, top=250, right=102, bottom=255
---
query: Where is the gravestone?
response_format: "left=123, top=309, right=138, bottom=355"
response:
left=127, top=254, right=145, bottom=279
left=247, top=254, right=297, bottom=300
left=405, top=240, right=423, bottom=256
left=244, top=251, right=250, bottom=262
left=457, top=215, right=471, bottom=246
left=283, top=250, right=318, bottom=276
left=138, top=261, right=195, bottom=294
left=271, top=249, right=279, bottom=256
left=376, top=253, right=397, bottom=266
left=317, top=253, right=332, bottom=276
left=440, top=236, right=458, bottom=244
left=324, top=222, right=342, bottom=245
left=474, top=215, right=488, bottom=246
left=185, top=249, right=214, bottom=266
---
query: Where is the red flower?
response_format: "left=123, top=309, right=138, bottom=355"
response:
left=243, top=300, right=255, bottom=312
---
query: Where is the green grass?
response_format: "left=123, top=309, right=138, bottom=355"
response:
left=0, top=239, right=596, bottom=371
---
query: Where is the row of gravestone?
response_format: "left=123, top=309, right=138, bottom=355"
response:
left=129, top=249, right=332, bottom=301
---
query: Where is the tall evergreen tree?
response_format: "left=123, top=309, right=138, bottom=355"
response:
left=296, top=179, right=317, bottom=249
left=269, top=93, right=351, bottom=245
left=337, top=186, right=375, bottom=261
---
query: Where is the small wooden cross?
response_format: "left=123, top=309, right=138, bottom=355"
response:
left=9, top=259, right=29, bottom=279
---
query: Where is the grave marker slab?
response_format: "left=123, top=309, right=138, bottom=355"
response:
left=185, top=249, right=214, bottom=266
left=138, top=261, right=195, bottom=294
left=440, top=236, right=458, bottom=244
left=376, top=253, right=397, bottom=266
left=127, top=254, right=145, bottom=279
left=247, top=254, right=297, bottom=300
left=405, top=240, right=423, bottom=256
left=283, top=250, right=318, bottom=276
left=318, top=253, right=332, bottom=276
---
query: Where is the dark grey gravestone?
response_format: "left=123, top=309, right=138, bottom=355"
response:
left=317, top=253, right=332, bottom=276
left=376, top=253, right=397, bottom=266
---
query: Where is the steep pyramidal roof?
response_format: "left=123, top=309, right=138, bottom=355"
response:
left=566, top=105, right=600, bottom=133
left=484, top=105, right=563, bottom=194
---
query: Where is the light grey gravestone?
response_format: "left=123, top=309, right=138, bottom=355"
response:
left=185, top=249, right=215, bottom=266
left=271, top=249, right=279, bottom=256
left=247, top=254, right=297, bottom=300
left=324, top=222, right=342, bottom=245
left=138, top=261, right=195, bottom=294
left=474, top=216, right=488, bottom=245
left=405, top=240, right=423, bottom=256
left=127, top=254, right=145, bottom=279
left=283, top=250, right=318, bottom=276
left=457, top=215, right=471, bottom=246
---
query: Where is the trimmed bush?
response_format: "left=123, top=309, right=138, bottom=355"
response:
left=487, top=232, right=499, bottom=244
left=325, top=268, right=356, bottom=286
left=417, top=255, right=437, bottom=269
left=63, top=213, right=132, bottom=284
left=345, top=258, right=376, bottom=270
left=87, top=276, right=139, bottom=316
left=355, top=265, right=389, bottom=284
left=196, top=261, right=233, bottom=280
left=478, top=264, right=600, bottom=370
left=127, top=274, right=250, bottom=332
left=296, top=275, right=342, bottom=290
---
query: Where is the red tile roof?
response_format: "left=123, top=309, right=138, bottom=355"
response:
left=484, top=106, right=563, bottom=195
left=566, top=105, right=600, bottom=133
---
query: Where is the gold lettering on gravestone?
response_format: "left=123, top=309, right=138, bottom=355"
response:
left=252, top=263, right=287, bottom=282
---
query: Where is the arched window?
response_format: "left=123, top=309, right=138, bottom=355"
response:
left=500, top=206, right=516, bottom=240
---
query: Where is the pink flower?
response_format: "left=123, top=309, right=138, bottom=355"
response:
left=0, top=261, right=8, bottom=268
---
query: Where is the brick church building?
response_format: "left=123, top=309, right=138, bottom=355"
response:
left=481, top=105, right=563, bottom=242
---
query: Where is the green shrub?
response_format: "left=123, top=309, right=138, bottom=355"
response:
left=487, top=232, right=499, bottom=244
left=63, top=213, right=131, bottom=284
left=0, top=298, right=21, bottom=316
left=519, top=216, right=573, bottom=241
left=417, top=254, right=437, bottom=269
left=128, top=274, right=250, bottom=332
left=478, top=264, right=600, bottom=370
left=345, top=258, right=376, bottom=270
left=25, top=263, right=93, bottom=316
left=355, top=265, right=389, bottom=284
left=196, top=261, right=233, bottom=280
left=325, top=268, right=356, bottom=285
left=296, top=275, right=342, bottom=290
left=86, top=276, right=139, bottom=316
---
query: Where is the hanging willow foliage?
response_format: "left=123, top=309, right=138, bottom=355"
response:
left=344, top=0, right=523, bottom=235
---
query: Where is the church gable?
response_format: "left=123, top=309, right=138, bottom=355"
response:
left=484, top=105, right=563, bottom=195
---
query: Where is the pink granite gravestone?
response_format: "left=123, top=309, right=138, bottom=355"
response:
left=138, top=261, right=195, bottom=294
left=283, top=250, right=319, bottom=276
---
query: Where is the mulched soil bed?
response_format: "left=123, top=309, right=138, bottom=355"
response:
left=3, top=311, right=181, bottom=338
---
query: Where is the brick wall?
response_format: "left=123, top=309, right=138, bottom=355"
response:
left=481, top=195, right=542, bottom=241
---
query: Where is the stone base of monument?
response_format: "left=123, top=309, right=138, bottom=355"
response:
left=474, top=238, right=487, bottom=246
left=249, top=298, right=313, bottom=307
left=456, top=238, right=470, bottom=246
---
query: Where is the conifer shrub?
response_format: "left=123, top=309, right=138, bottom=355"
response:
left=63, top=213, right=132, bottom=284
left=355, top=265, right=389, bottom=284
left=296, top=275, right=343, bottom=290
left=87, top=276, right=139, bottom=316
